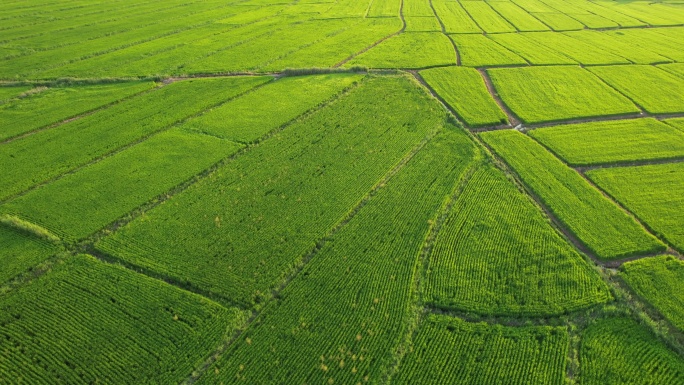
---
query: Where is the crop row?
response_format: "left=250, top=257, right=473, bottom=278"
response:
left=1, top=128, right=243, bottom=242
left=580, top=317, right=684, bottom=384
left=393, top=314, right=568, bottom=384
left=487, top=66, right=640, bottom=124
left=420, top=66, right=507, bottom=127
left=346, top=32, right=456, bottom=69
left=529, top=118, right=684, bottom=167
left=481, top=130, right=665, bottom=260
left=196, top=126, right=481, bottom=384
left=424, top=162, right=611, bottom=316
left=96, top=76, right=449, bottom=307
left=0, top=81, right=154, bottom=142
left=621, top=256, right=684, bottom=333
left=0, top=223, right=59, bottom=285
left=587, top=162, right=684, bottom=253
left=0, top=254, right=243, bottom=384
left=0, top=76, right=269, bottom=201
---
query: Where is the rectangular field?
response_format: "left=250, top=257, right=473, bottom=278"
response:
left=588, top=65, right=684, bottom=114
left=96, top=76, right=450, bottom=307
left=487, top=66, right=640, bottom=124
left=182, top=73, right=362, bottom=143
left=0, top=77, right=269, bottom=201
left=621, top=255, right=684, bottom=333
left=480, top=130, right=665, bottom=260
left=432, top=0, right=481, bottom=33
left=0, top=81, right=154, bottom=141
left=196, top=128, right=480, bottom=384
left=1, top=128, right=243, bottom=241
left=0, top=254, right=245, bottom=384
left=486, top=1, right=550, bottom=31
left=393, top=314, right=568, bottom=384
left=0, top=224, right=60, bottom=285
left=460, top=1, right=516, bottom=33
left=424, top=163, right=610, bottom=316
left=487, top=33, right=576, bottom=65
left=581, top=317, right=684, bottom=385
left=450, top=34, right=527, bottom=67
left=587, top=162, right=684, bottom=252
left=528, top=118, right=684, bottom=166
left=420, top=66, right=508, bottom=127
left=346, top=32, right=456, bottom=69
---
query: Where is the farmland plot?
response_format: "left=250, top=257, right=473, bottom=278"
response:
left=420, top=66, right=508, bottom=127
left=180, top=19, right=353, bottom=74
left=588, top=65, right=684, bottom=114
left=0, top=224, right=59, bottom=285
left=182, top=73, right=361, bottom=143
left=587, top=163, right=684, bottom=252
left=487, top=33, right=576, bottom=65
left=449, top=34, right=527, bottom=67
left=424, top=163, right=610, bottom=316
left=346, top=32, right=456, bottom=69
left=0, top=76, right=268, bottom=201
left=0, top=81, right=154, bottom=141
left=460, top=1, right=517, bottom=33
left=392, top=315, right=568, bottom=384
left=367, top=0, right=401, bottom=17
left=659, top=63, right=684, bottom=80
left=0, top=86, right=32, bottom=103
left=260, top=18, right=402, bottom=70
left=521, top=32, right=630, bottom=65
left=581, top=317, right=684, bottom=385
left=481, top=130, right=665, bottom=260
left=486, top=1, right=550, bottom=31
left=404, top=16, right=442, bottom=32
left=562, top=31, right=671, bottom=65
left=0, top=254, right=245, bottom=384
left=487, top=66, right=639, bottom=124
left=196, top=127, right=480, bottom=384
left=97, top=76, right=450, bottom=307
left=1, top=128, right=243, bottom=242
left=622, top=256, right=684, bottom=333
left=432, top=0, right=481, bottom=33
left=601, top=29, right=684, bottom=62
left=529, top=118, right=684, bottom=166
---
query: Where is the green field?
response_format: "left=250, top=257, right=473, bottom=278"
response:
left=621, top=256, right=684, bottom=333
left=393, top=314, right=568, bottom=384
left=529, top=118, right=684, bottom=166
left=2, top=0, right=684, bottom=383
left=481, top=130, right=665, bottom=260
left=580, top=317, right=684, bottom=384
left=587, top=162, right=684, bottom=252
left=487, top=66, right=640, bottom=124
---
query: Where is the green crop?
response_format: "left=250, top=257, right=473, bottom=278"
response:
left=424, top=163, right=611, bottom=316
left=2, top=128, right=243, bottom=241
left=481, top=130, right=665, bottom=259
left=0, top=254, right=245, bottom=384
left=393, top=314, right=568, bottom=384
left=622, top=256, right=684, bottom=332
left=432, top=0, right=481, bottom=33
left=197, top=127, right=480, bottom=384
left=564, top=31, right=670, bottom=64
left=487, top=66, right=639, bottom=124
left=460, top=1, right=516, bottom=33
left=529, top=118, right=684, bottom=166
left=488, top=33, right=576, bottom=65
left=0, top=81, right=154, bottom=141
left=420, top=66, right=507, bottom=127
left=580, top=317, right=684, bottom=384
left=587, top=162, right=684, bottom=252
left=182, top=73, right=362, bottom=143
left=588, top=65, right=684, bottom=114
left=346, top=32, right=456, bottom=69
left=487, top=1, right=550, bottom=31
left=97, top=76, right=449, bottom=307
left=0, top=224, right=59, bottom=285
left=449, top=34, right=527, bottom=67
left=0, top=76, right=268, bottom=201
